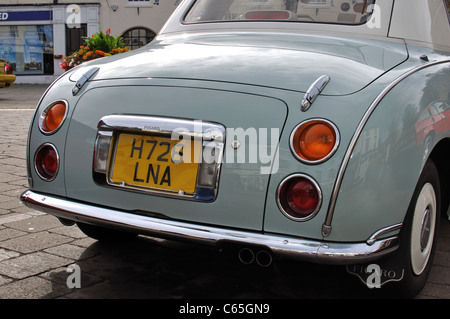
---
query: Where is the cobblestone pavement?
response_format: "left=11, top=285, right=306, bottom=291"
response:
left=0, top=85, right=449, bottom=301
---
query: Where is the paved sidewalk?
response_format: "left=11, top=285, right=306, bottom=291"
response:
left=0, top=85, right=449, bottom=300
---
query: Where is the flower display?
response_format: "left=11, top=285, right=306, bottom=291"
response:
left=60, top=29, right=127, bottom=71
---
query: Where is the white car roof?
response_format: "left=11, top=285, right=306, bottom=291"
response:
left=160, top=0, right=450, bottom=49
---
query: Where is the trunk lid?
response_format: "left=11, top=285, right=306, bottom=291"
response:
left=64, top=84, right=287, bottom=231
left=72, top=32, right=408, bottom=95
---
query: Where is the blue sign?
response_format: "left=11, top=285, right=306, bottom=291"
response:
left=0, top=11, right=53, bottom=22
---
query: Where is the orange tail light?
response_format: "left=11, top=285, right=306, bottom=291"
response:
left=39, top=101, right=68, bottom=134
left=290, top=119, right=339, bottom=164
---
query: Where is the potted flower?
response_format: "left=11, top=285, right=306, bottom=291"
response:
left=60, top=29, right=128, bottom=71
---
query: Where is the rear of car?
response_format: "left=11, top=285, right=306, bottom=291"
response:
left=0, top=59, right=15, bottom=88
left=21, top=0, right=450, bottom=297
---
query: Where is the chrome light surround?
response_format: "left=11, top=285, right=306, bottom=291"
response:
left=276, top=173, right=323, bottom=222
left=34, top=143, right=60, bottom=182
left=93, top=115, right=226, bottom=202
left=38, top=100, right=69, bottom=135
left=289, top=118, right=340, bottom=165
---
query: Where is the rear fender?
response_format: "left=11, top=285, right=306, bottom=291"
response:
left=328, top=61, right=450, bottom=242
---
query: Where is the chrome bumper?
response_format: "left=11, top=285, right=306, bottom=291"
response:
left=20, top=190, right=399, bottom=265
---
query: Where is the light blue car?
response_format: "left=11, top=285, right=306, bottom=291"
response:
left=21, top=0, right=450, bottom=297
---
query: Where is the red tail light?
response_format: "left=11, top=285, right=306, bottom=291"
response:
left=277, top=174, right=322, bottom=221
left=34, top=144, right=59, bottom=181
left=5, top=64, right=13, bottom=75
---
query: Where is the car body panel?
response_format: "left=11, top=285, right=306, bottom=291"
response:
left=329, top=61, right=450, bottom=241
left=71, top=32, right=408, bottom=96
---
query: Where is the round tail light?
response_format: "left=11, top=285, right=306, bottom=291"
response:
left=5, top=64, right=13, bottom=75
left=277, top=174, right=322, bottom=221
left=34, top=144, right=59, bottom=181
left=290, top=119, right=339, bottom=164
left=39, top=101, right=68, bottom=134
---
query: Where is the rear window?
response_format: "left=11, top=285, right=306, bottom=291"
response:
left=185, top=0, right=377, bottom=25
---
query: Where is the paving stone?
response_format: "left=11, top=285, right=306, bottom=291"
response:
left=0, top=276, right=69, bottom=299
left=44, top=243, right=99, bottom=261
left=0, top=213, right=32, bottom=226
left=4, top=214, right=62, bottom=233
left=0, top=228, right=27, bottom=241
left=419, top=283, right=450, bottom=299
left=0, top=275, right=12, bottom=287
left=0, top=251, right=72, bottom=280
left=0, top=231, right=72, bottom=254
left=0, top=248, right=20, bottom=262
left=49, top=225, right=87, bottom=239
left=428, top=265, right=450, bottom=286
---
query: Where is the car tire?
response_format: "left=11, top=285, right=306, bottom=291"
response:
left=392, top=159, right=441, bottom=298
left=77, top=222, right=138, bottom=242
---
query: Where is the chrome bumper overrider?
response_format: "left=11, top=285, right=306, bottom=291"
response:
left=20, top=190, right=399, bottom=265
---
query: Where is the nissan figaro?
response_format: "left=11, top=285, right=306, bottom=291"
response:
left=21, top=0, right=450, bottom=298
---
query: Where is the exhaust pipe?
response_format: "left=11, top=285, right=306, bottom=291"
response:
left=238, top=248, right=273, bottom=267
left=256, top=250, right=273, bottom=267
left=238, top=248, right=255, bottom=265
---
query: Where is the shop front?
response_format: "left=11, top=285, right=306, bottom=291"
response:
left=0, top=4, right=99, bottom=84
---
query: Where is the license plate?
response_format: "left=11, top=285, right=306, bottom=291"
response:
left=110, top=133, right=201, bottom=194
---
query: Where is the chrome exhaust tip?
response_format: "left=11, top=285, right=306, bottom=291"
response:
left=256, top=250, right=273, bottom=267
left=238, top=247, right=255, bottom=265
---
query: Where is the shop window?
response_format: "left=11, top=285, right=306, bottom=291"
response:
left=122, top=27, right=156, bottom=50
left=0, top=25, right=54, bottom=75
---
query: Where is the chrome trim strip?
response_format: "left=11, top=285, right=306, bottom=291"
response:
left=323, top=60, right=450, bottom=237
left=367, top=223, right=403, bottom=245
left=98, top=115, right=225, bottom=142
left=21, top=190, right=399, bottom=265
